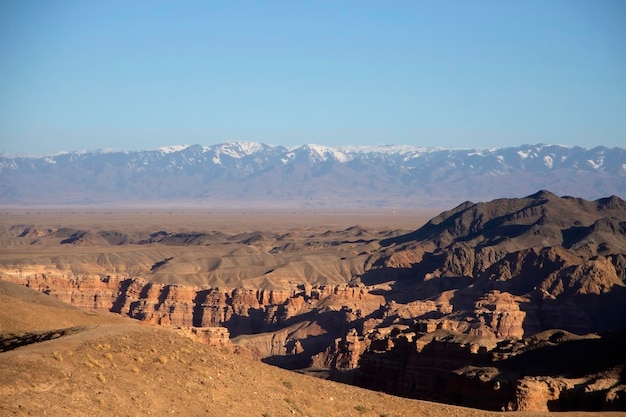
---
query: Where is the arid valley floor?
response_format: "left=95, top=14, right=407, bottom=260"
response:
left=1, top=193, right=625, bottom=415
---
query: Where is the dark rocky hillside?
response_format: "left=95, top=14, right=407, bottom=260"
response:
left=324, top=191, right=626, bottom=411
left=358, top=190, right=626, bottom=335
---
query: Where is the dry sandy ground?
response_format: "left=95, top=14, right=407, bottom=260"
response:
left=1, top=281, right=621, bottom=417
left=0, top=207, right=438, bottom=233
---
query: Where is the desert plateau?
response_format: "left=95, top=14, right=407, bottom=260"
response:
left=1, top=191, right=626, bottom=415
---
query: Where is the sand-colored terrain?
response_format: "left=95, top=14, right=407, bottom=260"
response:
left=0, top=208, right=435, bottom=289
left=0, top=207, right=436, bottom=232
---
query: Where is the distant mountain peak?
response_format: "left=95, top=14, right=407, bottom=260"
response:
left=215, top=141, right=267, bottom=157
left=298, top=144, right=351, bottom=163
left=158, top=145, right=191, bottom=154
left=529, top=189, right=559, bottom=200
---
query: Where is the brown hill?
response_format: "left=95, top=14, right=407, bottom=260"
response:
left=329, top=191, right=626, bottom=411
left=360, top=190, right=626, bottom=336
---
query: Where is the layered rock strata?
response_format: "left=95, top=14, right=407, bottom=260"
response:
left=0, top=272, right=385, bottom=361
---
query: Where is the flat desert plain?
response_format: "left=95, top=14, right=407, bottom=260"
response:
left=0, top=206, right=436, bottom=232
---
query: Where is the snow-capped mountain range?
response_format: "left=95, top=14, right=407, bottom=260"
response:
left=1, top=142, right=624, bottom=207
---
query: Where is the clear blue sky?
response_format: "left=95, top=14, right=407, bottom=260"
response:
left=1, top=0, right=625, bottom=154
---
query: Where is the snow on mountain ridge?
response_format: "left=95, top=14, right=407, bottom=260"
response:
left=303, top=144, right=351, bottom=163
left=543, top=155, right=554, bottom=168
left=1, top=143, right=622, bottom=173
left=158, top=145, right=190, bottom=154
left=214, top=141, right=266, bottom=158
left=587, top=158, right=604, bottom=169
left=339, top=144, right=435, bottom=155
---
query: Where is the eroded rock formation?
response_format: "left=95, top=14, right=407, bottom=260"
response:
left=190, top=327, right=231, bottom=349
left=330, top=327, right=626, bottom=411
left=0, top=271, right=387, bottom=362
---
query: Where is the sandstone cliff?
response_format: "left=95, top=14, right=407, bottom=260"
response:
left=0, top=271, right=386, bottom=362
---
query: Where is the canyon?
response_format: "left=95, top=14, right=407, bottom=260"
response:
left=4, top=279, right=600, bottom=417
left=1, top=190, right=625, bottom=411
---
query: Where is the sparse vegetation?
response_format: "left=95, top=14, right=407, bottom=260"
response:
left=86, top=353, right=105, bottom=368
left=96, top=372, right=106, bottom=383
left=355, top=404, right=368, bottom=413
left=284, top=398, right=303, bottom=415
left=94, top=342, right=111, bottom=351
left=282, top=380, right=293, bottom=389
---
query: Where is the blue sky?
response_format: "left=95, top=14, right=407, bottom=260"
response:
left=1, top=0, right=625, bottom=154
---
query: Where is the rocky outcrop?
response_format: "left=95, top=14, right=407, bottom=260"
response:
left=312, top=328, right=367, bottom=372
left=355, top=330, right=501, bottom=404
left=0, top=271, right=387, bottom=365
left=191, top=327, right=231, bottom=349
left=346, top=327, right=626, bottom=411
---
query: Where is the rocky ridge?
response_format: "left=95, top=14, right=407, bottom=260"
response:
left=317, top=191, right=626, bottom=410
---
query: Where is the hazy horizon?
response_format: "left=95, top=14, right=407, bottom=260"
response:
left=2, top=140, right=625, bottom=158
